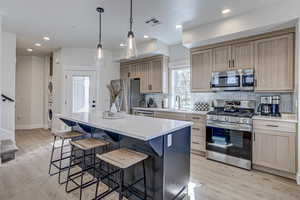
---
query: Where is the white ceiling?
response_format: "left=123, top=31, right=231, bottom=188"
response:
left=0, top=0, right=281, bottom=56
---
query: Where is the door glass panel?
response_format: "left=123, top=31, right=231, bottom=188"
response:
left=72, top=76, right=90, bottom=113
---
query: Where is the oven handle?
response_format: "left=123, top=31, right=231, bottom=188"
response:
left=206, top=121, right=252, bottom=132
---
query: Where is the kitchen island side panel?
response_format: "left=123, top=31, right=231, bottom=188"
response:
left=163, top=126, right=191, bottom=199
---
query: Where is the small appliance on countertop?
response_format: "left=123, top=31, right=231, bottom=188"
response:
left=257, top=96, right=281, bottom=117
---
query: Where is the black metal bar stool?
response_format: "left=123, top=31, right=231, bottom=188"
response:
left=65, top=138, right=110, bottom=200
left=48, top=130, right=85, bottom=184
left=95, top=148, right=148, bottom=200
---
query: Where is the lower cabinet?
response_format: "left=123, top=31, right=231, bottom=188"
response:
left=253, top=120, right=296, bottom=175
left=154, top=111, right=206, bottom=154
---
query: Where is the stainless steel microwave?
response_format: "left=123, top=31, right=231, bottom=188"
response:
left=211, top=69, right=254, bottom=91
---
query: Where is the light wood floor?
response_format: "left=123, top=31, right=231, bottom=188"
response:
left=0, top=129, right=300, bottom=200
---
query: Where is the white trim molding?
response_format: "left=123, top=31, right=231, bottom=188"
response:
left=297, top=173, right=300, bottom=185
left=169, top=59, right=190, bottom=69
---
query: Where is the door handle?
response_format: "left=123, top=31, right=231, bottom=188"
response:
left=228, top=60, right=231, bottom=68
left=92, top=105, right=96, bottom=108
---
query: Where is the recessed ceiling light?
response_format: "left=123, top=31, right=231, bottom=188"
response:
left=43, top=36, right=50, bottom=41
left=222, top=9, right=231, bottom=14
left=35, top=43, right=41, bottom=47
left=144, top=35, right=149, bottom=39
left=27, top=48, right=33, bottom=52
left=120, top=43, right=125, bottom=47
left=176, top=24, right=182, bottom=29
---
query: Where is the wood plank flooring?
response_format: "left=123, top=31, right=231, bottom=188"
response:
left=0, top=129, right=299, bottom=200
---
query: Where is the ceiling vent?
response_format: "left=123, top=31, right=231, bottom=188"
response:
left=145, top=18, right=161, bottom=26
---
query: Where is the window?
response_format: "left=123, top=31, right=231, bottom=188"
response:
left=171, top=67, right=191, bottom=109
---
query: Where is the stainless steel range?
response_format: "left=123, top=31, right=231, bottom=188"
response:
left=206, top=100, right=256, bottom=170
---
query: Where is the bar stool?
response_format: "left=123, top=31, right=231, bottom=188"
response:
left=65, top=138, right=110, bottom=200
left=48, top=130, right=85, bottom=184
left=95, top=148, right=148, bottom=200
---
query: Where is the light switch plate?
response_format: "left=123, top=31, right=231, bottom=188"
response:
left=167, top=134, right=172, bottom=147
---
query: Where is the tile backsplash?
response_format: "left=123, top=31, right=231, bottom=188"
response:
left=145, top=92, right=296, bottom=113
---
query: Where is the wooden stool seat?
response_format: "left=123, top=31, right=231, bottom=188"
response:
left=53, top=131, right=84, bottom=139
left=97, top=148, right=148, bottom=169
left=70, top=138, right=109, bottom=150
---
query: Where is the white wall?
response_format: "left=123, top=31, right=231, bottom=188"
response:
left=1, top=32, right=16, bottom=141
left=52, top=48, right=119, bottom=131
left=16, top=56, right=45, bottom=129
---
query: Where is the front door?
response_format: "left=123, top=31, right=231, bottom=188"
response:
left=65, top=70, right=97, bottom=113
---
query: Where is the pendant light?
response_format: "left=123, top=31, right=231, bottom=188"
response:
left=96, top=7, right=104, bottom=60
left=126, top=0, right=137, bottom=58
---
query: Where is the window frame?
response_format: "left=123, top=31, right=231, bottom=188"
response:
left=169, top=64, right=191, bottom=109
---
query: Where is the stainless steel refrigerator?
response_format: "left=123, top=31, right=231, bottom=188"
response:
left=110, top=78, right=144, bottom=113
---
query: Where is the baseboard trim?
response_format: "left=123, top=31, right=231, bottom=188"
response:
left=16, top=124, right=44, bottom=130
left=297, top=173, right=300, bottom=185
left=253, top=164, right=296, bottom=180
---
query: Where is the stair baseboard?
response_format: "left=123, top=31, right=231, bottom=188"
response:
left=1, top=139, right=18, bottom=163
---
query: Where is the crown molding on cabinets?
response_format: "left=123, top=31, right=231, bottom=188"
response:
left=191, top=27, right=295, bottom=53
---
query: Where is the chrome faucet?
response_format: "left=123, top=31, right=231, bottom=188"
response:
left=175, top=95, right=181, bottom=110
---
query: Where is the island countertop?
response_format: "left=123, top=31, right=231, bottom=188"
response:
left=57, top=111, right=193, bottom=141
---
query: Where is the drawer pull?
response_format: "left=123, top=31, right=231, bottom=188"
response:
left=192, top=128, right=201, bottom=131
left=192, top=142, right=200, bottom=145
left=192, top=117, right=201, bottom=120
left=265, top=124, right=279, bottom=128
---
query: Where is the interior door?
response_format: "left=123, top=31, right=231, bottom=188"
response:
left=65, top=70, right=97, bottom=113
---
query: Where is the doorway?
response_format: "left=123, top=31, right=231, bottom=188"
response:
left=64, top=70, right=97, bottom=113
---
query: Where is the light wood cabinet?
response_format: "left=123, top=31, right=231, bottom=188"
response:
left=231, top=42, right=254, bottom=69
left=212, top=42, right=254, bottom=72
left=191, top=49, right=212, bottom=92
left=253, top=120, right=296, bottom=174
left=190, top=28, right=295, bottom=93
left=254, top=34, right=294, bottom=92
left=120, top=55, right=168, bottom=94
left=154, top=111, right=207, bottom=154
left=212, top=46, right=231, bottom=72
left=120, top=64, right=130, bottom=80
left=139, top=62, right=151, bottom=93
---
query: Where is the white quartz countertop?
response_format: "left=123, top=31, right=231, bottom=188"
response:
left=57, top=111, right=193, bottom=141
left=253, top=113, right=298, bottom=123
left=132, top=107, right=209, bottom=115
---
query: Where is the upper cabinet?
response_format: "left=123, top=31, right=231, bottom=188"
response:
left=231, top=42, right=254, bottom=69
left=191, top=49, right=212, bottom=92
left=120, top=64, right=130, bottom=80
left=254, top=34, right=294, bottom=92
left=190, top=28, right=295, bottom=93
left=212, top=46, right=231, bottom=72
left=120, top=55, right=169, bottom=94
left=212, top=42, right=254, bottom=71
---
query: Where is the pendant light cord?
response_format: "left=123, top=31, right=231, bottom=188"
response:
left=130, top=0, right=133, bottom=32
left=99, top=11, right=102, bottom=44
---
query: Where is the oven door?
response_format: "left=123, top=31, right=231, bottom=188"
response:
left=211, top=72, right=240, bottom=91
left=206, top=126, right=252, bottom=161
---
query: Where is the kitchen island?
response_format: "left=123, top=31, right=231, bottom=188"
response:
left=57, top=111, right=192, bottom=200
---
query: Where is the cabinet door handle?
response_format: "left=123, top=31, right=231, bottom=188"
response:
left=228, top=60, right=231, bottom=68
left=128, top=72, right=131, bottom=77
left=192, top=142, right=200, bottom=145
left=265, top=124, right=279, bottom=128
left=192, top=117, right=201, bottom=120
left=192, top=128, right=201, bottom=131
left=253, top=132, right=255, bottom=141
left=232, top=59, right=235, bottom=68
left=149, top=85, right=152, bottom=90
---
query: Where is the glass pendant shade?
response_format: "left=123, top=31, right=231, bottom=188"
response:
left=97, top=44, right=103, bottom=60
left=126, top=31, right=137, bottom=59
